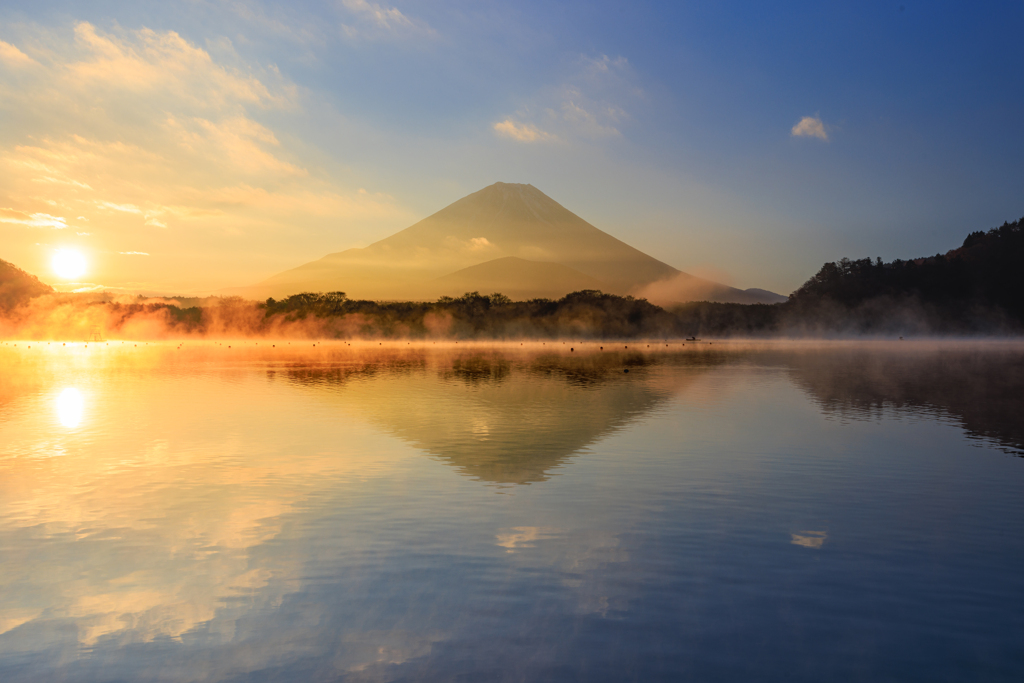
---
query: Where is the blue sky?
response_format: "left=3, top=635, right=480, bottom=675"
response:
left=1, top=0, right=1021, bottom=293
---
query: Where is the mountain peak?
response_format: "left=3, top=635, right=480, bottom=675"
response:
left=228, top=183, right=781, bottom=304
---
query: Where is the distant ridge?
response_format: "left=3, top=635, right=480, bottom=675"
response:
left=742, top=288, right=788, bottom=304
left=227, top=182, right=785, bottom=304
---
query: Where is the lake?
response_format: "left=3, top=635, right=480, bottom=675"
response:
left=1, top=340, right=1022, bottom=682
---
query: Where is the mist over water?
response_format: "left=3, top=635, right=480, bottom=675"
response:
left=0, top=341, right=1022, bottom=681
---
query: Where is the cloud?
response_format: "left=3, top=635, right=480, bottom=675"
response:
left=791, top=115, right=829, bottom=141
left=0, top=39, right=37, bottom=67
left=0, top=208, right=67, bottom=229
left=559, top=95, right=624, bottom=138
left=0, top=22, right=418, bottom=291
left=580, top=54, right=630, bottom=77
left=340, top=0, right=434, bottom=39
left=97, top=201, right=143, bottom=214
left=118, top=251, right=150, bottom=255
left=66, top=22, right=291, bottom=109
left=165, top=115, right=306, bottom=175
left=494, top=54, right=636, bottom=145
left=493, top=119, right=557, bottom=143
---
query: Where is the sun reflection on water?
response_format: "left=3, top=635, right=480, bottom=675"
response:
left=56, top=388, right=84, bottom=428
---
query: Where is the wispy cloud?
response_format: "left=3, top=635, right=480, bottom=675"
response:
left=66, top=22, right=292, bottom=109
left=340, top=0, right=434, bottom=39
left=118, top=251, right=150, bottom=255
left=791, top=115, right=829, bottom=141
left=165, top=115, right=306, bottom=175
left=559, top=94, right=625, bottom=138
left=494, top=53, right=637, bottom=144
left=0, top=208, right=66, bottom=229
left=0, top=22, right=417, bottom=290
left=493, top=119, right=557, bottom=143
left=97, top=201, right=143, bottom=214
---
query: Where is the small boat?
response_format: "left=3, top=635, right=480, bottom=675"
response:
left=686, top=336, right=701, bottom=341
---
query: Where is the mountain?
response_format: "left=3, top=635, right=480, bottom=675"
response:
left=0, top=258, right=53, bottom=310
left=228, top=182, right=784, bottom=304
left=429, top=257, right=606, bottom=301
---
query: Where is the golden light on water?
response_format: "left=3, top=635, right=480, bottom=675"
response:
left=52, top=250, right=87, bottom=280
left=56, top=388, right=84, bottom=428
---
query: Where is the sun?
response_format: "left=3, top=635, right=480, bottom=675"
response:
left=52, top=249, right=87, bottom=280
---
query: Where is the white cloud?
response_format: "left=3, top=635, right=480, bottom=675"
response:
left=493, top=119, right=557, bottom=143
left=791, top=115, right=829, bottom=141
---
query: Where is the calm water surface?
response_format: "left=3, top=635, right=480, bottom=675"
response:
left=0, top=340, right=1022, bottom=682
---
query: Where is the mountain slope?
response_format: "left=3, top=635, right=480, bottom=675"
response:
left=230, top=182, right=780, bottom=303
left=428, top=257, right=609, bottom=301
left=0, top=258, right=53, bottom=310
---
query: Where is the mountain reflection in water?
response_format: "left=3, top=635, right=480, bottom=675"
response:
left=284, top=350, right=703, bottom=485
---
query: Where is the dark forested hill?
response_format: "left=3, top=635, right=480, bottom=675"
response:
left=0, top=258, right=53, bottom=310
left=786, top=216, right=1024, bottom=333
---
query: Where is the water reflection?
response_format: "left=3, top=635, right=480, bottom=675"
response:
left=0, top=342, right=1021, bottom=682
left=285, top=351, right=695, bottom=485
left=780, top=345, right=1024, bottom=456
left=790, top=530, right=828, bottom=549
left=56, top=388, right=83, bottom=428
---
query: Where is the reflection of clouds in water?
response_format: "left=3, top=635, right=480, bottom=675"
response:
left=791, top=530, right=827, bottom=549
left=496, top=526, right=557, bottom=552
left=499, top=528, right=630, bottom=616
left=342, top=630, right=448, bottom=675
left=0, top=402, right=399, bottom=654
left=56, top=388, right=83, bottom=428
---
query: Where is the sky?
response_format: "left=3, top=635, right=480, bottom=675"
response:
left=0, top=0, right=1022, bottom=295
